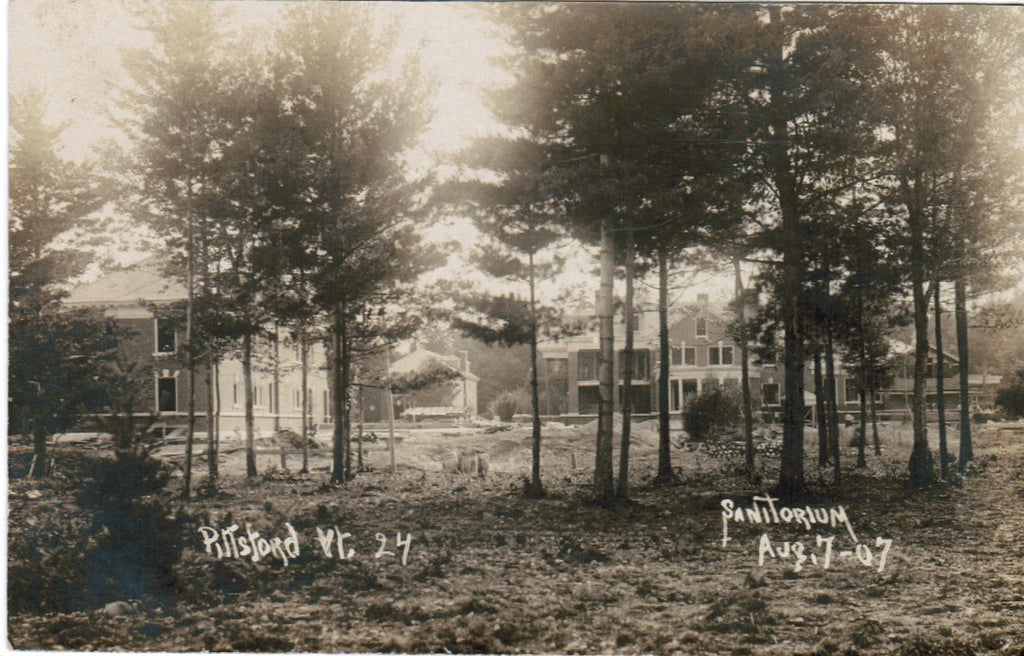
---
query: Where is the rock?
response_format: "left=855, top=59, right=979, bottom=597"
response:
left=744, top=570, right=768, bottom=588
left=103, top=601, right=133, bottom=617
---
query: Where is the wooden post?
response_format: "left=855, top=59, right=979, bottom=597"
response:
left=387, top=349, right=397, bottom=474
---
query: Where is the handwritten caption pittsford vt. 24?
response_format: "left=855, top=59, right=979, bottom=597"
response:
left=197, top=523, right=412, bottom=567
left=720, top=494, right=894, bottom=573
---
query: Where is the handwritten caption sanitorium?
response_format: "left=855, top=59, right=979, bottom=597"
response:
left=720, top=494, right=894, bottom=573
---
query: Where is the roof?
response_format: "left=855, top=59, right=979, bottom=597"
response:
left=63, top=257, right=186, bottom=307
left=390, top=347, right=480, bottom=382
left=888, top=338, right=959, bottom=363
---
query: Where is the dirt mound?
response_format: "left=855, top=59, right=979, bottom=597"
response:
left=580, top=417, right=659, bottom=448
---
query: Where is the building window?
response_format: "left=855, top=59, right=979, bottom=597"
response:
left=546, top=358, right=567, bottom=379
left=762, top=383, right=780, bottom=405
left=671, top=380, right=680, bottom=411
left=157, top=377, right=177, bottom=412
left=578, top=350, right=599, bottom=381
left=709, top=346, right=733, bottom=366
left=635, top=350, right=650, bottom=379
left=682, top=379, right=699, bottom=400
left=671, top=347, right=682, bottom=366
left=696, top=317, right=707, bottom=338
left=845, top=378, right=861, bottom=405
left=155, top=319, right=176, bottom=354
left=619, top=350, right=651, bottom=380
left=578, top=385, right=600, bottom=415
left=618, top=384, right=652, bottom=413
left=684, top=347, right=696, bottom=366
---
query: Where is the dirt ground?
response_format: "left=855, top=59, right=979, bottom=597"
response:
left=7, top=421, right=1024, bottom=654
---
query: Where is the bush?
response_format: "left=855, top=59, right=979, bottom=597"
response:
left=8, top=449, right=183, bottom=614
left=683, top=383, right=742, bottom=441
left=995, top=370, right=1024, bottom=420
left=488, top=388, right=531, bottom=422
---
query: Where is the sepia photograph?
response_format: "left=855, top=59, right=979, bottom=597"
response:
left=7, top=1, right=1024, bottom=653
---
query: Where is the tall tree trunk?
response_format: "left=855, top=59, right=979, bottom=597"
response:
left=768, top=5, right=805, bottom=498
left=934, top=279, right=949, bottom=479
left=31, top=428, right=49, bottom=478
left=594, top=214, right=616, bottom=505
left=342, top=333, right=352, bottom=481
left=214, top=362, right=220, bottom=467
left=655, top=248, right=674, bottom=483
left=357, top=380, right=364, bottom=471
left=735, top=259, right=755, bottom=475
left=300, top=335, right=309, bottom=473
left=869, top=379, right=881, bottom=456
left=955, top=270, right=973, bottom=472
left=857, top=299, right=867, bottom=469
left=274, top=325, right=285, bottom=469
left=857, top=385, right=868, bottom=467
left=825, top=328, right=840, bottom=485
left=206, top=361, right=217, bottom=480
left=825, top=327, right=840, bottom=458
left=527, top=250, right=544, bottom=497
left=183, top=185, right=196, bottom=501
left=386, top=347, right=397, bottom=474
left=243, top=331, right=256, bottom=478
left=814, top=352, right=829, bottom=467
left=907, top=197, right=935, bottom=486
left=617, top=234, right=635, bottom=499
left=331, top=304, right=347, bottom=484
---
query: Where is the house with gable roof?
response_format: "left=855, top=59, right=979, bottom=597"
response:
left=63, top=257, right=332, bottom=435
left=385, top=344, right=479, bottom=422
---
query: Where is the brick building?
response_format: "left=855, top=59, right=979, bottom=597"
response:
left=537, top=294, right=857, bottom=422
left=64, top=258, right=331, bottom=435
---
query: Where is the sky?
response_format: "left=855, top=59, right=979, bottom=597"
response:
left=5, top=0, right=754, bottom=308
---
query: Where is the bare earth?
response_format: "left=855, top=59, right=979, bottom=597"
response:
left=7, top=421, right=1024, bottom=654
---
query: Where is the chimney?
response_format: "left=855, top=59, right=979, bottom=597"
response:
left=697, top=293, right=709, bottom=305
left=459, top=350, right=469, bottom=373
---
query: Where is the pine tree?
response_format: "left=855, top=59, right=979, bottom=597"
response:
left=270, top=4, right=437, bottom=484
left=9, top=91, right=106, bottom=477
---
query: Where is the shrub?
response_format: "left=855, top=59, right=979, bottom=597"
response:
left=683, top=382, right=742, bottom=441
left=488, top=388, right=531, bottom=422
left=995, top=369, right=1024, bottom=420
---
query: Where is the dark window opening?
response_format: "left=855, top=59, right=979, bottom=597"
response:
left=578, top=385, right=601, bottom=415
left=156, top=319, right=176, bottom=353
left=158, top=377, right=177, bottom=412
left=578, top=350, right=599, bottom=381
left=619, top=350, right=651, bottom=380
left=618, top=384, right=652, bottom=413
